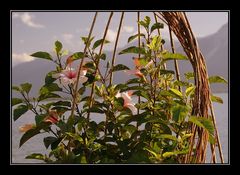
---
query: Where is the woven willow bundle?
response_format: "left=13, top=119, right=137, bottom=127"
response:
left=70, top=11, right=224, bottom=163
left=157, top=12, right=224, bottom=163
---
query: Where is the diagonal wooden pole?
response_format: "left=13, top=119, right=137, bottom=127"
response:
left=68, top=12, right=98, bottom=124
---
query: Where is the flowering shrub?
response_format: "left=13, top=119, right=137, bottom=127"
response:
left=12, top=16, right=226, bottom=164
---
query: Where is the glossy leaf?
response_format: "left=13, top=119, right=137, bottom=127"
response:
left=53, top=100, right=71, bottom=107
left=25, top=153, right=45, bottom=160
left=45, top=71, right=57, bottom=85
left=128, top=33, right=145, bottom=43
left=160, top=69, right=175, bottom=75
left=14, top=105, right=28, bottom=121
left=184, top=72, right=194, bottom=80
left=162, top=52, right=188, bottom=61
left=38, top=93, right=61, bottom=102
left=150, top=22, right=164, bottom=33
left=12, top=98, right=23, bottom=106
left=81, top=36, right=94, bottom=47
left=93, top=39, right=110, bottom=50
left=12, top=86, right=21, bottom=92
left=119, top=46, right=145, bottom=55
left=19, top=122, right=51, bottom=147
left=156, top=134, right=177, bottom=141
left=147, top=36, right=161, bottom=51
left=169, top=88, right=183, bottom=99
left=31, top=51, right=52, bottom=61
left=55, top=40, right=62, bottom=53
left=40, top=83, right=62, bottom=95
left=211, top=95, right=223, bottom=104
left=172, top=104, right=189, bottom=123
left=162, top=149, right=188, bottom=158
left=189, top=116, right=214, bottom=136
left=185, top=86, right=195, bottom=97
left=208, top=76, right=227, bottom=84
left=20, top=83, right=32, bottom=94
left=87, top=106, right=104, bottom=114
left=112, top=64, right=130, bottom=72
left=72, top=52, right=85, bottom=61
left=44, top=136, right=58, bottom=149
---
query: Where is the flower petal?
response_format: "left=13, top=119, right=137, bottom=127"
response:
left=78, top=76, right=88, bottom=84
left=124, top=103, right=137, bottom=114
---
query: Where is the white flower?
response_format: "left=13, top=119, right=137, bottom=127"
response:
left=116, top=91, right=137, bottom=114
left=52, top=65, right=88, bottom=86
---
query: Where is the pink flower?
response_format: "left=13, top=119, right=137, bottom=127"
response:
left=52, top=65, right=88, bottom=86
left=116, top=91, right=137, bottom=114
left=19, top=124, right=35, bottom=133
left=44, top=110, right=60, bottom=124
left=125, top=69, right=143, bottom=78
left=125, top=58, right=153, bottom=78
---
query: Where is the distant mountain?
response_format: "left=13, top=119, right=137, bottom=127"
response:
left=12, top=23, right=228, bottom=98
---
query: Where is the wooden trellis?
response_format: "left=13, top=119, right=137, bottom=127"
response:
left=69, top=11, right=224, bottom=163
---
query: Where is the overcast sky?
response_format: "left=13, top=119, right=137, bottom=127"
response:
left=11, top=11, right=228, bottom=67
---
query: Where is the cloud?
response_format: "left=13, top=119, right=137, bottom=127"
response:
left=12, top=12, right=45, bottom=28
left=12, top=53, right=35, bottom=67
left=106, top=29, right=117, bottom=42
left=123, top=26, right=134, bottom=33
left=62, top=33, right=74, bottom=45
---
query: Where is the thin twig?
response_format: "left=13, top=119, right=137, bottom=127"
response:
left=68, top=12, right=98, bottom=124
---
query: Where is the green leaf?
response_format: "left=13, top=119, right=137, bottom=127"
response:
left=211, top=95, right=223, bottom=104
left=174, top=80, right=190, bottom=87
left=55, top=40, right=62, bottom=53
left=31, top=51, right=52, bottom=61
left=51, top=106, right=70, bottom=114
left=112, top=64, right=130, bottom=72
left=13, top=105, right=28, bottom=121
left=185, top=86, right=195, bottom=97
left=151, top=22, right=164, bottom=33
left=138, top=16, right=151, bottom=31
left=19, top=122, right=51, bottom=147
left=162, top=149, right=188, bottom=158
left=93, top=39, right=110, bottom=50
left=84, top=62, right=95, bottom=70
left=53, top=100, right=71, bottom=107
left=119, top=46, right=145, bottom=55
left=208, top=76, right=227, bottom=84
left=12, top=86, right=21, bottom=92
left=35, top=114, right=47, bottom=125
left=72, top=52, right=85, bottom=61
left=20, top=83, right=32, bottom=94
left=147, top=36, right=161, bottom=51
left=144, top=16, right=151, bottom=27
left=126, top=78, right=142, bottom=84
left=184, top=72, right=194, bottom=80
left=162, top=52, right=188, bottom=61
left=160, top=69, right=175, bottom=75
left=38, top=93, right=61, bottom=101
left=25, top=153, right=45, bottom=160
left=78, top=86, right=86, bottom=95
left=87, top=106, right=104, bottom=114
left=172, top=104, right=189, bottom=123
left=43, top=136, right=58, bottom=149
left=81, top=36, right=94, bottom=47
left=45, top=71, right=57, bottom=85
left=189, top=116, right=214, bottom=136
left=95, top=53, right=107, bottom=60
left=156, top=134, right=177, bottom=141
left=127, top=150, right=150, bottom=163
left=128, top=33, right=145, bottom=43
left=169, top=88, right=183, bottom=99
left=12, top=98, right=23, bottom=106
left=40, top=83, right=62, bottom=95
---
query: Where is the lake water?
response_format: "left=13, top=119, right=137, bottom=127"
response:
left=11, top=93, right=229, bottom=164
